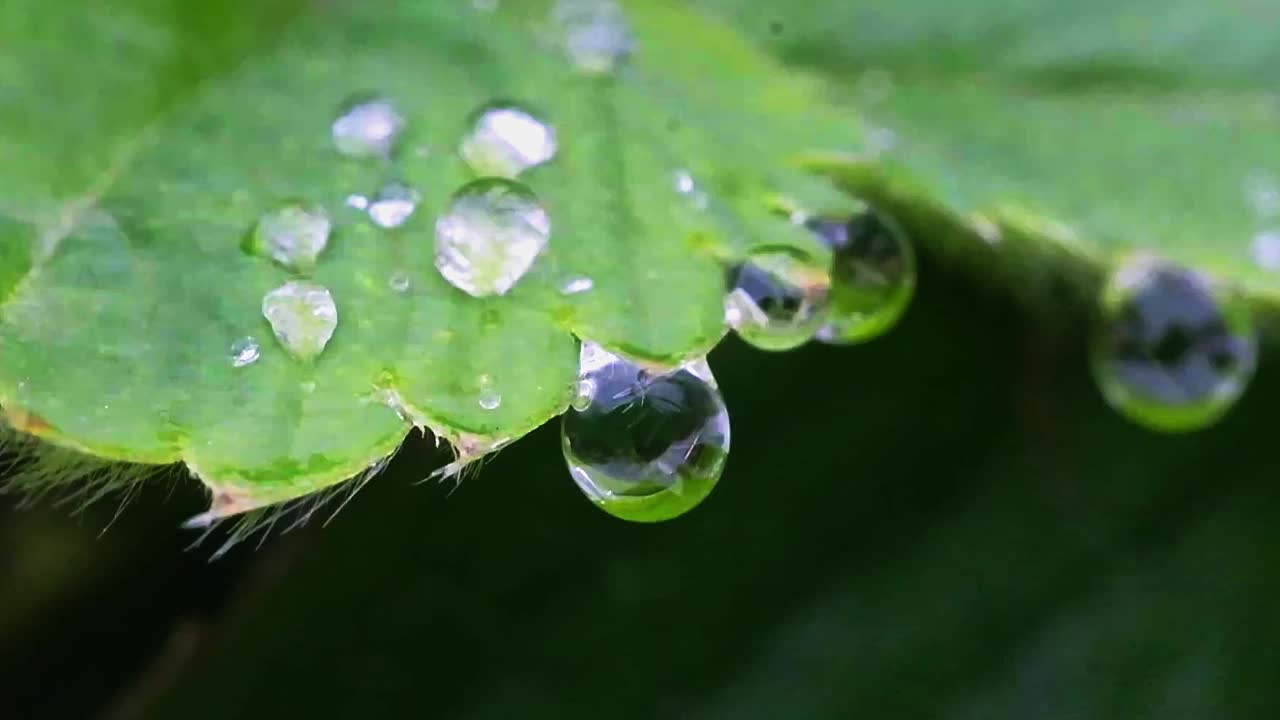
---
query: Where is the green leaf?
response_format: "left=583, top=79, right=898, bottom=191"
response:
left=0, top=0, right=843, bottom=516
left=697, top=0, right=1280, bottom=312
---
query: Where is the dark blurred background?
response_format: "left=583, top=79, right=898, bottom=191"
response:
left=3, top=253, right=1278, bottom=719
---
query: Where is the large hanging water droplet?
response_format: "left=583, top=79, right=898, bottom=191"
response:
left=562, top=342, right=730, bottom=522
left=725, top=245, right=831, bottom=351
left=460, top=104, right=558, bottom=178
left=261, top=281, right=339, bottom=361
left=807, top=210, right=916, bottom=344
left=248, top=203, right=330, bottom=272
left=434, top=178, right=551, bottom=297
left=367, top=182, right=420, bottom=229
left=553, top=0, right=633, bottom=75
left=331, top=97, right=405, bottom=159
left=1091, top=255, right=1257, bottom=433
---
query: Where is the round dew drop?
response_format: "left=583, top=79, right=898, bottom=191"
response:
left=331, top=97, right=405, bottom=159
left=460, top=105, right=558, bottom=178
left=725, top=244, right=831, bottom=351
left=1091, top=255, right=1257, bottom=433
left=434, top=178, right=551, bottom=297
left=553, top=0, right=634, bottom=75
left=229, top=337, right=261, bottom=368
left=807, top=210, right=916, bottom=344
left=261, top=281, right=339, bottom=361
left=562, top=343, right=730, bottom=522
left=367, top=182, right=420, bottom=229
left=250, top=203, right=330, bottom=272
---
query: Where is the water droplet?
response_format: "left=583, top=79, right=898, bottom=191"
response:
left=249, top=203, right=330, bottom=272
left=478, top=375, right=503, bottom=411
left=673, top=169, right=709, bottom=210
left=434, top=178, right=551, bottom=297
left=560, top=275, right=595, bottom=295
left=261, top=281, right=339, bottom=361
left=807, top=211, right=916, bottom=344
left=571, top=378, right=596, bottom=411
left=1250, top=230, right=1280, bottom=271
left=388, top=272, right=412, bottom=293
left=367, top=182, right=420, bottom=229
left=562, top=342, right=730, bottom=522
left=553, top=0, right=633, bottom=75
left=301, top=380, right=318, bottom=394
left=229, top=337, right=261, bottom=368
left=345, top=194, right=370, bottom=211
left=332, top=97, right=405, bottom=159
left=725, top=245, right=831, bottom=351
left=1244, top=171, right=1280, bottom=219
left=460, top=105, right=558, bottom=178
left=1091, top=255, right=1257, bottom=433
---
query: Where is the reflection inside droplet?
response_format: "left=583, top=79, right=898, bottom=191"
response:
left=562, top=342, right=730, bottom=522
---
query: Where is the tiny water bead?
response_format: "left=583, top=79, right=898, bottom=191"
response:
left=725, top=245, right=831, bottom=351
left=562, top=343, right=730, bottom=523
left=1250, top=230, right=1280, bottom=272
left=250, top=203, right=330, bottom=272
left=460, top=105, right=558, bottom=178
left=807, top=211, right=917, bottom=344
left=478, top=375, right=502, bottom=411
left=367, top=182, right=420, bottom=229
left=388, top=272, right=412, bottom=293
left=435, top=178, right=551, bottom=297
left=673, top=169, right=709, bottom=210
left=553, top=0, right=633, bottom=75
left=560, top=275, right=595, bottom=295
left=261, top=281, right=339, bottom=361
left=229, top=337, right=261, bottom=368
left=1091, top=256, right=1257, bottom=433
left=332, top=97, right=405, bottom=159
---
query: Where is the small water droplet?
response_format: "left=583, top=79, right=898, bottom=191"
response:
left=865, top=126, right=898, bottom=156
left=461, top=104, right=558, bottom=178
left=261, top=281, right=339, bottom=361
left=229, top=337, right=261, bottom=368
left=301, top=380, right=318, bottom=394
left=673, top=169, right=709, bottom=210
left=807, top=211, right=916, bottom=345
left=1250, top=230, right=1280, bottom=271
left=562, top=342, right=730, bottom=522
left=560, top=275, right=595, bottom=295
left=367, top=182, right=420, bottom=229
left=1244, top=171, right=1280, bottom=219
left=571, top=378, right=596, bottom=411
left=345, top=194, right=370, bottom=211
left=332, top=97, right=405, bottom=159
left=725, top=245, right=831, bottom=351
left=249, top=203, right=330, bottom=272
left=553, top=0, right=634, bottom=75
left=1091, top=255, right=1257, bottom=433
left=388, top=272, right=412, bottom=293
left=476, top=374, right=502, bottom=410
left=434, top=178, right=551, bottom=297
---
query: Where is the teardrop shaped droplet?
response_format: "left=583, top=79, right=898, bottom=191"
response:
left=388, top=271, right=412, bottom=293
left=553, top=0, right=633, bottom=75
left=1091, top=255, right=1257, bottom=433
left=478, top=374, right=503, bottom=411
left=261, top=281, right=339, bottom=361
left=725, top=245, right=831, bottom=351
left=248, top=203, right=330, bottom=272
left=562, top=342, right=730, bottom=522
left=368, top=182, right=420, bottom=229
left=331, top=97, right=405, bottom=159
left=229, top=337, right=261, bottom=368
left=434, top=178, right=551, bottom=297
left=807, top=210, right=916, bottom=344
left=460, top=104, right=558, bottom=178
